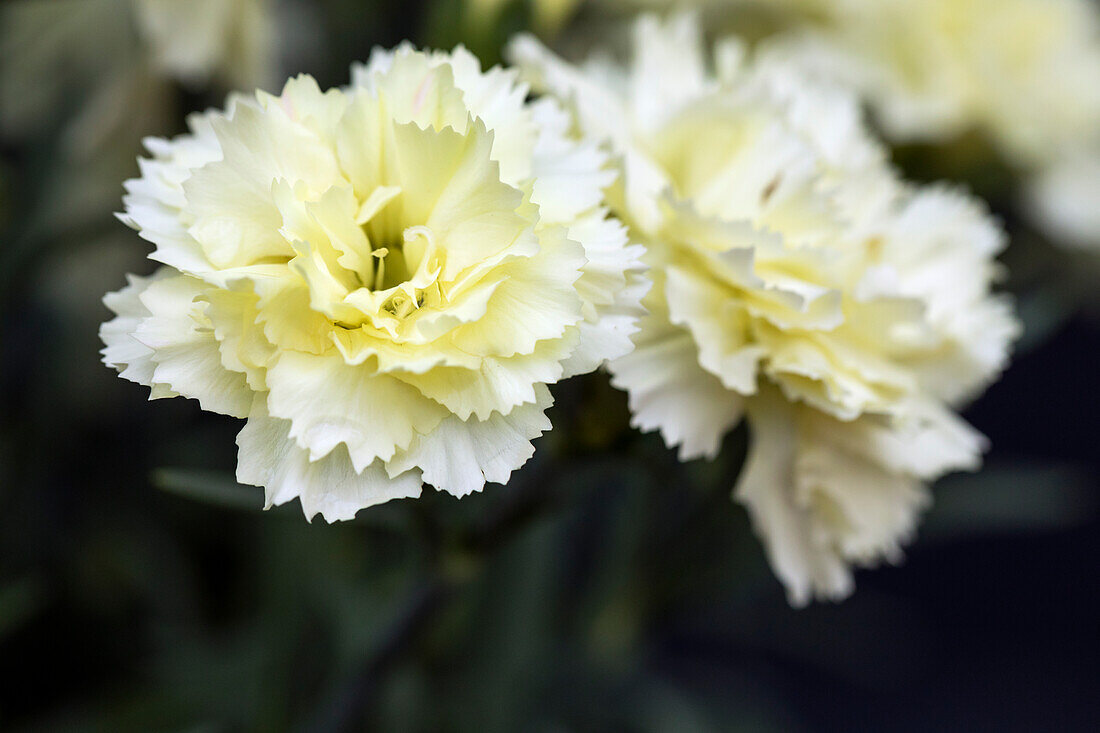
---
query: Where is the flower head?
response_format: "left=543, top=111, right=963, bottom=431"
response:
left=101, top=46, right=646, bottom=520
left=764, top=0, right=1100, bottom=167
left=511, top=14, right=1018, bottom=604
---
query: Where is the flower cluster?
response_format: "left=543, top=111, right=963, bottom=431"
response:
left=101, top=46, right=646, bottom=521
left=103, top=18, right=1020, bottom=605
left=511, top=14, right=1018, bottom=604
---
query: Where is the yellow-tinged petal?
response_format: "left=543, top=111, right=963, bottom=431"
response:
left=445, top=225, right=585, bottom=358
left=132, top=274, right=252, bottom=418
left=265, top=351, right=448, bottom=471
left=393, top=329, right=578, bottom=421
left=608, top=307, right=745, bottom=461
left=237, top=396, right=423, bottom=521
left=100, top=268, right=180, bottom=399
left=386, top=384, right=553, bottom=496
left=664, top=265, right=764, bottom=395
left=202, top=288, right=274, bottom=391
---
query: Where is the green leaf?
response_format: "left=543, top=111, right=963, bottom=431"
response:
left=925, top=460, right=1096, bottom=542
left=151, top=467, right=263, bottom=511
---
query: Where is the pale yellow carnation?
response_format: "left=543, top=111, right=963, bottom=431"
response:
left=511, top=14, right=1018, bottom=604
left=764, top=0, right=1100, bottom=168
left=101, top=46, right=646, bottom=520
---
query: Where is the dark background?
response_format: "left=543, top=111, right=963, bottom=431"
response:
left=0, top=1, right=1097, bottom=730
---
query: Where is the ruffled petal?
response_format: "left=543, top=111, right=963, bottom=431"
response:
left=392, top=329, right=578, bottom=421
left=441, top=46, right=536, bottom=185
left=385, top=384, right=553, bottom=497
left=100, top=268, right=179, bottom=399
left=237, top=397, right=422, bottom=522
left=265, top=351, right=448, bottom=470
left=737, top=391, right=986, bottom=606
left=184, top=98, right=344, bottom=268
left=201, top=288, right=274, bottom=391
left=629, top=13, right=709, bottom=130
left=562, top=266, right=650, bottom=379
left=609, top=309, right=744, bottom=460
left=132, top=274, right=252, bottom=418
left=664, top=265, right=765, bottom=395
left=735, top=394, right=854, bottom=607
left=529, top=98, right=615, bottom=225
left=506, top=33, right=631, bottom=149
left=445, top=225, right=585, bottom=358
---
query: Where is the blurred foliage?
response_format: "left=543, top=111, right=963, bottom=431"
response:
left=0, top=1, right=1097, bottom=731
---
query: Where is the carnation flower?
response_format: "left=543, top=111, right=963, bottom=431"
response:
left=101, top=46, right=646, bottom=520
left=762, top=0, right=1100, bottom=169
left=752, top=0, right=1100, bottom=254
left=511, top=14, right=1018, bottom=604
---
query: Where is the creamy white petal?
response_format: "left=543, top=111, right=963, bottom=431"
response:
left=237, top=397, right=423, bottom=522
left=737, top=391, right=986, bottom=605
left=506, top=33, right=631, bottom=150
left=629, top=13, right=709, bottom=130
left=438, top=45, right=536, bottom=186
left=131, top=274, right=252, bottom=418
left=529, top=98, right=616, bottom=225
left=393, top=329, right=578, bottom=421
left=609, top=312, right=744, bottom=461
left=185, top=100, right=343, bottom=267
left=265, top=351, right=448, bottom=471
left=100, top=268, right=178, bottom=396
left=562, top=267, right=650, bottom=379
left=665, top=265, right=764, bottom=395
left=792, top=408, right=934, bottom=565
left=386, top=384, right=553, bottom=497
left=735, top=395, right=853, bottom=607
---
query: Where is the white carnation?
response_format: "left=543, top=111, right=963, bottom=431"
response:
left=763, top=0, right=1100, bottom=169
left=511, top=14, right=1018, bottom=605
left=101, top=46, right=646, bottom=521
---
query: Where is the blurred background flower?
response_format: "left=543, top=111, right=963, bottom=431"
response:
left=0, top=1, right=1097, bottom=731
left=502, top=0, right=1100, bottom=325
left=513, top=13, right=1018, bottom=605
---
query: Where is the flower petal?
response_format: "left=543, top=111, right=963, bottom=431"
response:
left=237, top=397, right=422, bottom=522
left=609, top=310, right=744, bottom=460
left=735, top=394, right=854, bottom=607
left=265, top=351, right=448, bottom=470
left=132, top=274, right=252, bottom=418
left=393, top=329, right=577, bottom=421
left=386, top=384, right=553, bottom=497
